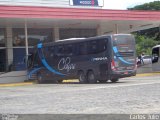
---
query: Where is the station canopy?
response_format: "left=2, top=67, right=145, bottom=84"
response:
left=0, top=5, right=159, bottom=34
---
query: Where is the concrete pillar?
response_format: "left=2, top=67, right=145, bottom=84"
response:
left=52, top=28, right=55, bottom=42
left=54, top=27, right=60, bottom=41
left=97, top=23, right=114, bottom=35
left=115, top=24, right=118, bottom=34
left=96, top=24, right=102, bottom=36
left=97, top=23, right=109, bottom=35
left=5, top=25, right=13, bottom=71
left=24, top=20, right=29, bottom=57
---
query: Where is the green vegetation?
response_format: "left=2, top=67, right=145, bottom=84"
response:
left=128, top=1, right=160, bottom=10
left=128, top=1, right=160, bottom=55
left=134, top=34, right=160, bottom=56
left=136, top=27, right=160, bottom=42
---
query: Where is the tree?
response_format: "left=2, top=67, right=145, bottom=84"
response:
left=134, top=34, right=159, bottom=56
left=128, top=1, right=160, bottom=10
left=128, top=1, right=160, bottom=55
left=128, top=1, right=160, bottom=41
left=135, top=27, right=160, bottom=41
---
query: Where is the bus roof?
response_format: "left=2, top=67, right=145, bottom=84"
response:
left=45, top=35, right=109, bottom=46
left=44, top=34, right=133, bottom=46
left=56, top=38, right=86, bottom=42
left=152, top=45, right=160, bottom=49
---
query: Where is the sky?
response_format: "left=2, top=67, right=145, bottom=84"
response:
left=103, top=0, right=158, bottom=10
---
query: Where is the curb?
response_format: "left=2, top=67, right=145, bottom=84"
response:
left=63, top=79, right=78, bottom=83
left=135, top=72, right=160, bottom=77
left=0, top=82, right=34, bottom=87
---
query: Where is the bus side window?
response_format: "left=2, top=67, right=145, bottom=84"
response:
left=98, top=39, right=107, bottom=52
left=27, top=53, right=33, bottom=68
left=33, top=53, right=38, bottom=65
left=88, top=39, right=108, bottom=54
left=43, top=46, right=50, bottom=58
left=48, top=46, right=55, bottom=57
left=88, top=40, right=98, bottom=54
left=78, top=42, right=87, bottom=55
left=65, top=44, right=74, bottom=56
left=56, top=45, right=65, bottom=56
left=33, top=51, right=41, bottom=67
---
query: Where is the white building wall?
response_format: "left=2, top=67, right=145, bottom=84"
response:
left=54, top=27, right=60, bottom=41
left=0, top=0, right=102, bottom=8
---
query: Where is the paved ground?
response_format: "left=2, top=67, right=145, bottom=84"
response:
left=0, top=74, right=160, bottom=114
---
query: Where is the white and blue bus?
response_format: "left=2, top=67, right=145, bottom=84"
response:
left=152, top=45, right=160, bottom=72
left=27, top=34, right=137, bottom=83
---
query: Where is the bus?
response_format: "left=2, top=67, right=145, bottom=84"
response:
left=152, top=45, right=160, bottom=72
left=27, top=34, right=137, bottom=83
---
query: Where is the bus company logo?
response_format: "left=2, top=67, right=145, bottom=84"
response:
left=58, top=57, right=76, bottom=72
left=92, top=57, right=108, bottom=61
left=72, top=0, right=100, bottom=6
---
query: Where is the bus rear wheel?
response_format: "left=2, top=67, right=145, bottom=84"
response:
left=111, top=78, right=119, bottom=83
left=87, top=71, right=97, bottom=84
left=78, top=71, right=88, bottom=84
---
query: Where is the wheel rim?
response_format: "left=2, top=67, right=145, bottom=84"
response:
left=79, top=73, right=85, bottom=82
left=88, top=72, right=96, bottom=83
left=89, top=73, right=94, bottom=81
left=79, top=72, right=88, bottom=83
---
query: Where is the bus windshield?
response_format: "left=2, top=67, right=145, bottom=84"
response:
left=113, top=35, right=135, bottom=56
left=112, top=35, right=136, bottom=70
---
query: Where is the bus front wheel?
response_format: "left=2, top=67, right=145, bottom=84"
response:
left=111, top=78, right=119, bottom=83
left=87, top=71, right=97, bottom=84
left=78, top=71, right=88, bottom=84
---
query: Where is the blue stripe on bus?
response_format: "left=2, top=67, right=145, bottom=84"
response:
left=113, top=46, right=134, bottom=65
left=37, top=43, right=43, bottom=48
left=37, top=43, right=65, bottom=76
left=41, top=59, right=65, bottom=76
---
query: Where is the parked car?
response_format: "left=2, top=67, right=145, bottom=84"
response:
left=143, top=55, right=152, bottom=64
left=137, top=55, right=152, bottom=65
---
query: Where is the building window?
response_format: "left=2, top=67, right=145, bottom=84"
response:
left=0, top=28, right=5, bottom=47
left=13, top=28, right=53, bottom=46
